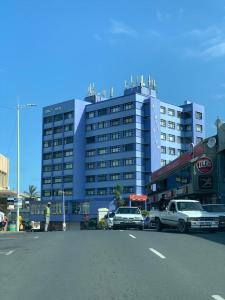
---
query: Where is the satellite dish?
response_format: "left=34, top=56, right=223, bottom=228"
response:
left=207, top=137, right=216, bottom=148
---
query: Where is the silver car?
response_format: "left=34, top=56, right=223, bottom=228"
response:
left=202, top=204, right=225, bottom=230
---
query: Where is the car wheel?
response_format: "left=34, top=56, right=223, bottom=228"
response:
left=155, top=218, right=162, bottom=232
left=178, top=219, right=187, bottom=233
left=139, top=225, right=144, bottom=231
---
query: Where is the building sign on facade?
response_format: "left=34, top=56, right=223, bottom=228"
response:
left=196, top=157, right=213, bottom=174
left=129, top=194, right=147, bottom=201
left=199, top=176, right=213, bottom=189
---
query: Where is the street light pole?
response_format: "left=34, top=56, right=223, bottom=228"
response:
left=62, top=190, right=66, bottom=231
left=16, top=103, right=36, bottom=232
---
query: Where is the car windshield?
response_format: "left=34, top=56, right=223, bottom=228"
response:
left=177, top=202, right=203, bottom=211
left=116, top=208, right=141, bottom=214
left=203, top=205, right=225, bottom=212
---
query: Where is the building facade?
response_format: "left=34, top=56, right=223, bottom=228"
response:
left=150, top=120, right=225, bottom=205
left=38, top=78, right=205, bottom=222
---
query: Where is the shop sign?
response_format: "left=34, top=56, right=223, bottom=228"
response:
left=196, top=157, right=213, bottom=174
left=129, top=194, right=147, bottom=201
left=199, top=176, right=213, bottom=189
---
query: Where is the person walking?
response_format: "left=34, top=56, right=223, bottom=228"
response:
left=0, top=210, right=4, bottom=231
left=3, top=215, right=8, bottom=231
left=44, top=202, right=51, bottom=232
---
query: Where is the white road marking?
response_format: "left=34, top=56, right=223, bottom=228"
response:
left=119, top=230, right=124, bottom=232
left=149, top=248, right=166, bottom=259
left=0, top=238, right=15, bottom=240
left=0, top=250, right=15, bottom=256
left=34, top=236, right=39, bottom=239
left=212, top=295, right=225, bottom=300
left=129, top=234, right=136, bottom=239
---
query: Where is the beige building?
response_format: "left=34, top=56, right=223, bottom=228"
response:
left=0, top=154, right=16, bottom=212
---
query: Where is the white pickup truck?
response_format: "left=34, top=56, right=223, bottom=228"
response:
left=153, top=199, right=219, bottom=233
left=112, top=207, right=144, bottom=230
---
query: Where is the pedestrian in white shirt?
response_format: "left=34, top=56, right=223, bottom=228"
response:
left=0, top=211, right=5, bottom=231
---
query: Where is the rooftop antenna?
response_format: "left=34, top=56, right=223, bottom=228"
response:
left=148, top=75, right=151, bottom=87
left=124, top=80, right=128, bottom=89
left=102, top=89, right=106, bottom=98
left=110, top=87, right=114, bottom=98
left=140, top=75, right=145, bottom=87
left=130, top=75, right=134, bottom=87
left=136, top=75, right=139, bottom=86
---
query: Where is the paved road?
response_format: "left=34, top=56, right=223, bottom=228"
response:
left=1, top=229, right=225, bottom=300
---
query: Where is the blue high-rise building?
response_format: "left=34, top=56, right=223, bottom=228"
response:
left=40, top=77, right=205, bottom=222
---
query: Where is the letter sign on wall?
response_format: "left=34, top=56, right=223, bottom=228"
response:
left=196, top=157, right=213, bottom=174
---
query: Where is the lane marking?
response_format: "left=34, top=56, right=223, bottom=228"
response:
left=129, top=234, right=136, bottom=239
left=149, top=248, right=166, bottom=259
left=0, top=250, right=15, bottom=256
left=212, top=295, right=225, bottom=300
left=0, top=238, right=15, bottom=240
left=119, top=230, right=124, bottom=232
left=34, top=236, right=39, bottom=239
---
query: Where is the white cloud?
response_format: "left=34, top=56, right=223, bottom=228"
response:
left=109, top=20, right=137, bottom=37
left=202, top=42, right=225, bottom=58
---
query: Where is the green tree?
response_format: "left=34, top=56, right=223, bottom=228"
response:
left=24, top=185, right=39, bottom=200
left=114, top=184, right=125, bottom=207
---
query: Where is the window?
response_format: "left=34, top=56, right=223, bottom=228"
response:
left=53, top=189, right=61, bottom=196
left=98, top=134, right=108, bottom=142
left=168, top=134, right=175, bottom=142
left=86, top=150, right=95, bottom=157
left=168, top=108, right=175, bottom=116
left=195, top=111, right=202, bottom=120
left=98, top=161, right=107, bottom=168
left=53, top=126, right=63, bottom=134
left=42, top=190, right=51, bottom=197
left=110, top=173, right=120, bottom=180
left=185, top=125, right=192, bottom=131
left=64, top=136, right=73, bottom=144
left=53, top=164, right=62, bottom=171
left=72, top=202, right=90, bottom=214
left=161, top=159, right=166, bottom=167
left=97, top=148, right=107, bottom=155
left=161, top=146, right=166, bottom=154
left=43, top=140, right=52, bottom=149
left=169, top=203, right=176, bottom=212
left=43, top=129, right=53, bottom=136
left=196, top=124, right=203, bottom=132
left=97, top=174, right=107, bottom=182
left=110, top=105, right=120, bottom=113
left=123, top=186, right=134, bottom=193
left=98, top=108, right=108, bottom=116
left=160, top=119, right=166, bottom=127
left=123, top=144, right=135, bottom=152
left=169, top=147, right=175, bottom=155
left=123, top=116, right=134, bottom=124
left=43, top=116, right=52, bottom=124
left=42, top=178, right=51, bottom=184
left=97, top=188, right=107, bottom=195
left=177, top=124, right=184, bottom=131
left=160, top=106, right=166, bottom=114
left=196, top=137, right=203, bottom=144
left=161, top=132, right=166, bottom=140
left=54, top=139, right=62, bottom=146
left=110, top=118, right=120, bottom=126
left=177, top=111, right=182, bottom=118
left=53, top=177, right=62, bottom=183
left=98, top=121, right=108, bottom=129
left=87, top=111, right=95, bottom=119
left=124, top=158, right=135, bottom=166
left=124, top=129, right=135, bottom=137
left=86, top=176, right=95, bottom=182
left=64, top=111, right=74, bottom=119
left=177, top=136, right=181, bottom=143
left=64, top=163, right=73, bottom=170
left=123, top=102, right=134, bottom=110
left=53, top=151, right=62, bottom=159
left=177, top=149, right=181, bottom=156
left=43, top=153, right=52, bottom=160
left=123, top=172, right=134, bottom=180
left=86, top=124, right=92, bottom=131
left=86, top=136, right=95, bottom=144
left=86, top=189, right=95, bottom=196
left=64, top=189, right=73, bottom=196
left=111, top=146, right=120, bottom=153
left=64, top=124, right=73, bottom=132
left=111, top=132, right=121, bottom=140
left=54, top=114, right=63, bottom=122
left=110, top=160, right=120, bottom=167
left=168, top=121, right=175, bottom=129
left=64, top=149, right=73, bottom=157
left=43, top=165, right=52, bottom=172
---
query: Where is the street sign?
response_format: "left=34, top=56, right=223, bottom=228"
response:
left=196, top=157, right=213, bottom=174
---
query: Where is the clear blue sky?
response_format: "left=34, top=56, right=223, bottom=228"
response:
left=1, top=0, right=225, bottom=193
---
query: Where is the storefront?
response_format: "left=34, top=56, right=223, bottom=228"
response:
left=149, top=121, right=225, bottom=205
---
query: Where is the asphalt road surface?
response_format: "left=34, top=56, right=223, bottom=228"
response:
left=1, top=229, right=225, bottom=300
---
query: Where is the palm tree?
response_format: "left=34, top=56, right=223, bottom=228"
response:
left=114, top=184, right=125, bottom=207
left=24, top=185, right=39, bottom=200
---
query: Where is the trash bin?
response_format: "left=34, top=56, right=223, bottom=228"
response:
left=7, top=221, right=17, bottom=231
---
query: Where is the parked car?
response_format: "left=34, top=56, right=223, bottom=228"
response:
left=105, top=212, right=114, bottom=229
left=113, top=207, right=144, bottom=230
left=202, top=204, right=225, bottom=230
